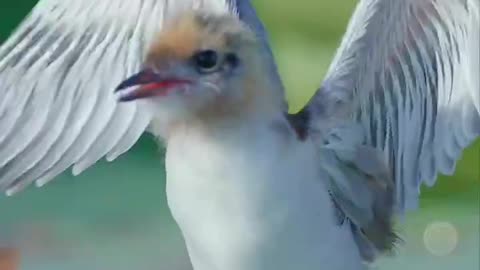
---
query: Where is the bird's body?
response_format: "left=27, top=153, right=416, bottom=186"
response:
left=0, top=0, right=479, bottom=269
left=163, top=114, right=363, bottom=270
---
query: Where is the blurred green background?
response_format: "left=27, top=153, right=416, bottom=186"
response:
left=0, top=1, right=478, bottom=269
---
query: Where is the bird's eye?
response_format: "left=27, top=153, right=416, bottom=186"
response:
left=193, top=50, right=219, bottom=73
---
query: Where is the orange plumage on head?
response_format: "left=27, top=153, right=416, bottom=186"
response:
left=144, top=11, right=280, bottom=118
left=146, top=12, right=256, bottom=65
left=115, top=10, right=282, bottom=126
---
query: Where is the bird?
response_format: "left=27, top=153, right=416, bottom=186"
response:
left=0, top=0, right=479, bottom=269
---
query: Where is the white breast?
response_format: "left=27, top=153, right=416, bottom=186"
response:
left=164, top=118, right=364, bottom=270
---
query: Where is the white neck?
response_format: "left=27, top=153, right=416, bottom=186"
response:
left=160, top=113, right=364, bottom=270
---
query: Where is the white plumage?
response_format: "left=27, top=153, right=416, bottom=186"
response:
left=0, top=0, right=478, bottom=269
left=164, top=116, right=364, bottom=270
left=0, top=0, right=235, bottom=194
left=312, top=0, right=480, bottom=212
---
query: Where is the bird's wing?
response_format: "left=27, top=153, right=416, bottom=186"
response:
left=295, top=0, right=479, bottom=260
left=0, top=0, right=280, bottom=196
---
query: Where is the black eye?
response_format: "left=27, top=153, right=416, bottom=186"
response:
left=193, top=50, right=219, bottom=73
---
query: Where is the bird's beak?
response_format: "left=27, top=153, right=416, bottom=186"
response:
left=115, top=69, right=190, bottom=102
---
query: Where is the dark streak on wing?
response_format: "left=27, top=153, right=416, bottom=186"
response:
left=286, top=109, right=310, bottom=141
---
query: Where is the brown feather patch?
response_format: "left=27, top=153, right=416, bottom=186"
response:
left=147, top=12, right=243, bottom=64
left=147, top=14, right=203, bottom=62
left=144, top=11, right=281, bottom=123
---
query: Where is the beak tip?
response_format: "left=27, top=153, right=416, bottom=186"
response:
left=114, top=70, right=150, bottom=94
left=117, top=94, right=133, bottom=102
left=114, top=82, right=130, bottom=93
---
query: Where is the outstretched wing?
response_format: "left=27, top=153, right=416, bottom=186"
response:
left=296, top=0, right=479, bottom=260
left=307, top=0, right=479, bottom=212
left=0, top=0, right=280, bottom=196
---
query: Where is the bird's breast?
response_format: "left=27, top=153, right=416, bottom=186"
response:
left=162, top=121, right=362, bottom=270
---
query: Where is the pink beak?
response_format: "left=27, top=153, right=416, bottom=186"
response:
left=115, top=69, right=190, bottom=102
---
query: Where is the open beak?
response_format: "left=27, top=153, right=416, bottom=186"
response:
left=115, top=69, right=190, bottom=102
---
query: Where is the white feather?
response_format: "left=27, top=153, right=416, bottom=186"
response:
left=0, top=0, right=283, bottom=195
left=0, top=0, right=239, bottom=194
left=307, top=0, right=480, bottom=212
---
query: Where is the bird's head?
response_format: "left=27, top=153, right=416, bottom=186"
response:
left=116, top=11, right=281, bottom=125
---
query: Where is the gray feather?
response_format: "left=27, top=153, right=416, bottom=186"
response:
left=301, top=0, right=479, bottom=261
left=320, top=125, right=398, bottom=262
left=308, top=0, right=479, bottom=212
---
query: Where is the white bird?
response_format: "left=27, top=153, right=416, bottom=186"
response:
left=0, top=0, right=479, bottom=269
